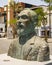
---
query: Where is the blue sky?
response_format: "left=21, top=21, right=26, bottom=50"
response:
left=0, top=0, right=8, bottom=7
left=0, top=0, right=48, bottom=7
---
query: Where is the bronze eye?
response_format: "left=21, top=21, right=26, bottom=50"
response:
left=21, top=15, right=28, bottom=19
left=30, top=43, right=34, bottom=45
left=17, top=16, right=20, bottom=20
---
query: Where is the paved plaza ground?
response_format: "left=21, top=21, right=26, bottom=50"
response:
left=0, top=38, right=13, bottom=54
left=0, top=38, right=52, bottom=55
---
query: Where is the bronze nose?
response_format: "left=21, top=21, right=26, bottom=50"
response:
left=18, top=22, right=21, bottom=25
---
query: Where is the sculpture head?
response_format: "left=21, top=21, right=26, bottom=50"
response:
left=17, top=8, right=38, bottom=36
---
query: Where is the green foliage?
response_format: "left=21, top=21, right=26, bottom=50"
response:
left=44, top=0, right=52, bottom=2
left=44, top=0, right=50, bottom=2
left=48, top=5, right=52, bottom=10
left=7, top=19, right=17, bottom=25
left=10, top=1, right=17, bottom=15
left=34, top=7, right=47, bottom=26
left=35, top=8, right=44, bottom=16
left=10, top=19, right=17, bottom=24
left=44, top=0, right=52, bottom=10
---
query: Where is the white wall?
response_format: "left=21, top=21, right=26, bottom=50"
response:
left=0, top=23, right=5, bottom=32
left=0, top=17, right=4, bottom=23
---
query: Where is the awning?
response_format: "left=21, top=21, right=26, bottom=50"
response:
left=16, top=0, right=48, bottom=6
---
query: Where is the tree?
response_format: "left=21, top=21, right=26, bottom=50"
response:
left=35, top=7, right=47, bottom=26
left=9, top=1, right=25, bottom=38
left=10, top=1, right=17, bottom=18
left=35, top=7, right=47, bottom=42
left=8, top=1, right=17, bottom=38
left=10, top=19, right=17, bottom=38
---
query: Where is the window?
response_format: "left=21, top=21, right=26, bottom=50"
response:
left=0, top=28, right=3, bottom=32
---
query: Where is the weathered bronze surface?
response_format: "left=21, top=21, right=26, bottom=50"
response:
left=8, top=8, right=50, bottom=62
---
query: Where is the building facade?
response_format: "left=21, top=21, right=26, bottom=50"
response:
left=38, top=6, right=52, bottom=38
left=3, top=2, right=52, bottom=38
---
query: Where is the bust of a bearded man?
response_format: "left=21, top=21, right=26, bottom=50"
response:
left=8, top=8, right=50, bottom=62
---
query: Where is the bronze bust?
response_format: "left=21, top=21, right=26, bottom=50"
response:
left=8, top=8, right=50, bottom=62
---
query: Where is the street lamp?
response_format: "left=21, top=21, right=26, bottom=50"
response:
left=42, top=17, right=47, bottom=42
left=44, top=17, right=47, bottom=42
left=49, top=0, right=51, bottom=37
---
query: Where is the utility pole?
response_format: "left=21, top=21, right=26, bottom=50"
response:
left=8, top=0, right=14, bottom=27
left=49, top=0, right=52, bottom=37
left=7, top=0, right=14, bottom=38
left=8, top=0, right=11, bottom=27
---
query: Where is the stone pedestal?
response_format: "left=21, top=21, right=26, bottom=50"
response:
left=0, top=53, right=52, bottom=65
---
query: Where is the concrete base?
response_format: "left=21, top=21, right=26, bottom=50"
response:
left=0, top=53, right=52, bottom=65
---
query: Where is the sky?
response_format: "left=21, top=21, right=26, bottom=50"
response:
left=0, top=0, right=8, bottom=7
left=0, top=0, right=48, bottom=7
